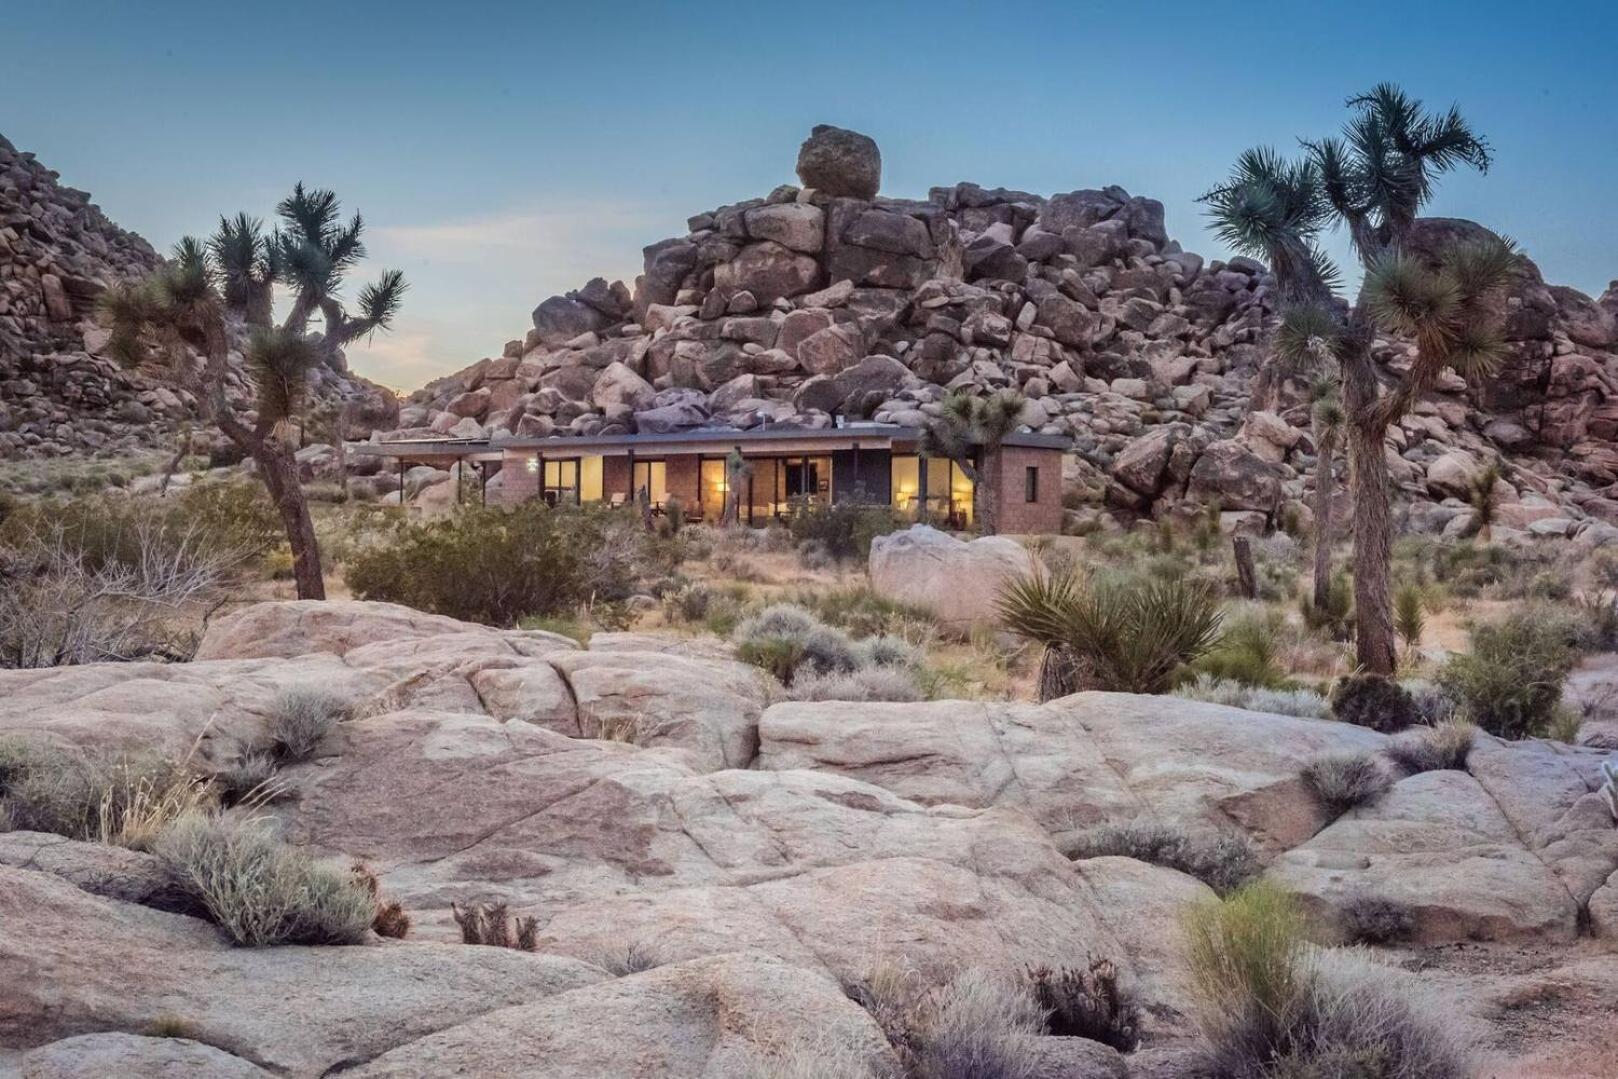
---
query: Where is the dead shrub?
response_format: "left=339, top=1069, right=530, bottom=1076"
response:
left=1064, top=821, right=1261, bottom=896
left=1338, top=894, right=1415, bottom=945
left=266, top=686, right=353, bottom=762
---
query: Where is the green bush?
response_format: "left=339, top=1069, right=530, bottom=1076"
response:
left=784, top=498, right=901, bottom=562
left=345, top=503, right=670, bottom=627
left=1298, top=572, right=1354, bottom=641
left=1328, top=673, right=1421, bottom=733
left=796, top=585, right=933, bottom=638
left=1437, top=608, right=1576, bottom=738
left=1184, top=880, right=1308, bottom=1068
left=1194, top=610, right=1291, bottom=689
left=157, top=814, right=375, bottom=947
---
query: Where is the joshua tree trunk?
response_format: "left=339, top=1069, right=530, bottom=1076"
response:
left=1342, top=338, right=1397, bottom=674
left=1311, top=432, right=1337, bottom=610
left=963, top=461, right=996, bottom=534
left=195, top=322, right=326, bottom=601
left=253, top=437, right=327, bottom=600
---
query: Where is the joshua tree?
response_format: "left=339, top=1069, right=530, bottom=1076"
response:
left=919, top=389, right=1026, bottom=534
left=1203, top=85, right=1512, bottom=674
left=101, top=186, right=405, bottom=600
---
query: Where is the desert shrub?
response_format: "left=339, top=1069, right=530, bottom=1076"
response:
left=157, top=814, right=375, bottom=946
left=1399, top=679, right=1458, bottom=725
left=1575, top=590, right=1618, bottom=652
left=1275, top=950, right=1471, bottom=1078
left=1437, top=607, right=1576, bottom=738
left=857, top=635, right=920, bottom=669
left=1172, top=674, right=1330, bottom=719
left=0, top=740, right=212, bottom=849
left=1429, top=541, right=1518, bottom=597
left=1329, top=673, right=1421, bottom=733
left=266, top=686, right=352, bottom=762
left=734, top=604, right=864, bottom=685
left=1298, top=572, right=1354, bottom=641
left=0, top=492, right=263, bottom=668
left=1384, top=721, right=1475, bottom=774
left=1338, top=894, right=1415, bottom=945
left=1194, top=609, right=1291, bottom=689
left=787, top=666, right=925, bottom=702
left=800, top=585, right=934, bottom=639
left=1065, top=821, right=1262, bottom=896
left=1025, top=958, right=1139, bottom=1051
left=1184, top=880, right=1309, bottom=1070
left=1302, top=753, right=1392, bottom=817
left=451, top=900, right=537, bottom=951
left=913, top=969, right=1044, bottom=1079
left=786, top=498, right=902, bottom=562
left=212, top=751, right=288, bottom=809
left=999, top=569, right=1223, bottom=695
left=345, top=503, right=671, bottom=627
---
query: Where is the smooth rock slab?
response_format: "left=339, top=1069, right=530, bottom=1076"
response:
left=1270, top=770, right=1580, bottom=942
left=18, top=1033, right=272, bottom=1078
left=0, top=865, right=603, bottom=1076
left=867, top=524, right=1032, bottom=629
left=349, top=952, right=896, bottom=1079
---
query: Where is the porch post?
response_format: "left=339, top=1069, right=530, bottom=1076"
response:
left=456, top=457, right=463, bottom=504
left=696, top=453, right=704, bottom=520
left=397, top=459, right=405, bottom=502
left=852, top=441, right=861, bottom=503
left=536, top=451, right=545, bottom=504
left=626, top=447, right=636, bottom=504
left=917, top=455, right=928, bottom=521
left=479, top=461, right=487, bottom=506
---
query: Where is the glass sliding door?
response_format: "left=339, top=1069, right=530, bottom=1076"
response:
left=632, top=460, right=668, bottom=507
left=891, top=454, right=921, bottom=517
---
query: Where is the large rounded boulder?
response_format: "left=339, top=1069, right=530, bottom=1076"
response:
left=795, top=124, right=881, bottom=199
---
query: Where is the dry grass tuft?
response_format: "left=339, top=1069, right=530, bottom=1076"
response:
left=1302, top=753, right=1392, bottom=817
left=1065, top=821, right=1262, bottom=896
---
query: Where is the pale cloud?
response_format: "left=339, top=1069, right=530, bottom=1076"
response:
left=340, top=200, right=671, bottom=390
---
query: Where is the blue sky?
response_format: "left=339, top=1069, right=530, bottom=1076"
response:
left=9, top=1, right=1616, bottom=389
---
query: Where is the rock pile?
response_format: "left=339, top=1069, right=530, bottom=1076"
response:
left=396, top=125, right=1618, bottom=539
left=0, top=134, right=398, bottom=459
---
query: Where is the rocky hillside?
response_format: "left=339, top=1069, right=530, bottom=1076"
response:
left=0, top=134, right=398, bottom=460
left=2, top=599, right=1613, bottom=1074
left=398, top=126, right=1618, bottom=539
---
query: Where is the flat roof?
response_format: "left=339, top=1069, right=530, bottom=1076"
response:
left=358, top=423, right=1070, bottom=459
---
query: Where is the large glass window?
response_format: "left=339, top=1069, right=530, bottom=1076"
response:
left=543, top=459, right=579, bottom=504
left=891, top=455, right=921, bottom=516
left=579, top=455, right=604, bottom=503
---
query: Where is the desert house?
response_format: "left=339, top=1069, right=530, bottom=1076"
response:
left=360, top=422, right=1068, bottom=532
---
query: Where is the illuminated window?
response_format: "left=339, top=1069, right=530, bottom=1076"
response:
left=891, top=455, right=920, bottom=514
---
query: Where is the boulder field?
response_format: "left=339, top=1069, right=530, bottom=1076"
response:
left=1, top=599, right=1615, bottom=1076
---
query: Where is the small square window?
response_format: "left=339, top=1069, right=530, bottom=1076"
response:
left=1024, top=466, right=1039, bottom=503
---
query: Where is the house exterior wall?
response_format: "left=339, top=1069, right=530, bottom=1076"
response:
left=496, top=442, right=1067, bottom=534
left=987, top=445, right=1065, bottom=535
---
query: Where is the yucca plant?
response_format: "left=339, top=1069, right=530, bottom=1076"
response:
left=919, top=389, right=1026, bottom=534
left=1204, top=84, right=1504, bottom=676
left=1393, top=583, right=1426, bottom=657
left=999, top=569, right=1223, bottom=697
left=1466, top=462, right=1503, bottom=542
